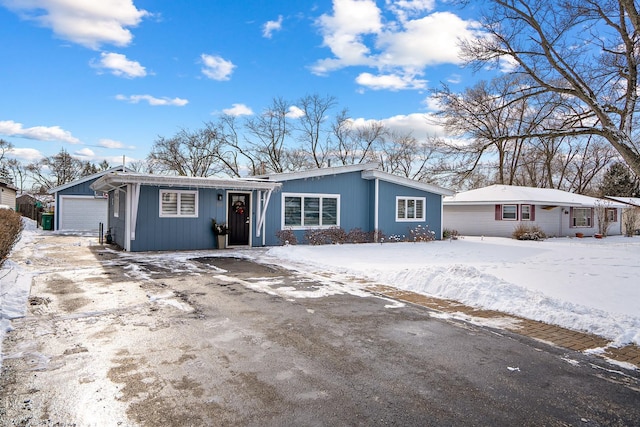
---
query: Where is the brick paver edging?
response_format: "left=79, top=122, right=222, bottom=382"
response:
left=366, top=284, right=640, bottom=370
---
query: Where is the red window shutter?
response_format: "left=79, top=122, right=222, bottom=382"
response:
left=569, top=207, right=574, bottom=228
left=530, top=205, right=536, bottom=221
left=495, top=204, right=502, bottom=220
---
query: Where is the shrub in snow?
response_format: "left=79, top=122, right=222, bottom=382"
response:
left=304, top=227, right=347, bottom=245
left=346, top=228, right=381, bottom=243
left=275, top=229, right=298, bottom=245
left=443, top=228, right=459, bottom=240
left=0, top=209, right=24, bottom=267
left=408, top=225, right=436, bottom=242
left=512, top=224, right=547, bottom=241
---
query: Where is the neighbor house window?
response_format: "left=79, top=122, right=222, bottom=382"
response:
left=396, top=197, right=425, bottom=221
left=502, top=204, right=518, bottom=220
left=113, top=190, right=119, bottom=218
left=283, top=193, right=339, bottom=228
left=605, top=208, right=617, bottom=222
left=159, top=190, right=198, bottom=218
left=521, top=204, right=532, bottom=220
left=571, top=207, right=592, bottom=227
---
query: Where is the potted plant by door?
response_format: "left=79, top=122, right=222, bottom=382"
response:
left=212, top=219, right=229, bottom=249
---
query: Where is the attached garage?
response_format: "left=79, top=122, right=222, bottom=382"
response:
left=49, top=166, right=130, bottom=233
left=58, top=195, right=108, bottom=232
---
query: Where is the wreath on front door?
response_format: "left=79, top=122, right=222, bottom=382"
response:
left=233, top=200, right=245, bottom=215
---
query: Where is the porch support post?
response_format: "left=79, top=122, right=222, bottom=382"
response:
left=130, top=183, right=140, bottom=241
left=374, top=178, right=379, bottom=242
left=256, top=189, right=273, bottom=245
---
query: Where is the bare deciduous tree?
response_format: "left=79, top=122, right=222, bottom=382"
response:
left=244, top=97, right=291, bottom=174
left=461, top=0, right=640, bottom=177
left=296, top=93, right=337, bottom=168
left=148, top=127, right=227, bottom=177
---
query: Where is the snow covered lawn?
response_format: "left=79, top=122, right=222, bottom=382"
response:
left=261, top=236, right=640, bottom=347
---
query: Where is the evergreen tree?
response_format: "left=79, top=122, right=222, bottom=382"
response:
left=598, top=162, right=640, bottom=197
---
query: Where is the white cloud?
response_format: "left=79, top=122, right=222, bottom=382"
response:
left=381, top=113, right=446, bottom=137
left=222, top=103, right=254, bottom=116
left=312, top=0, right=382, bottom=74
left=312, top=1, right=483, bottom=91
left=0, top=120, right=81, bottom=144
left=262, top=15, right=283, bottom=38
left=8, top=147, right=44, bottom=162
left=355, top=72, right=426, bottom=90
left=74, top=147, right=95, bottom=157
left=385, top=0, right=435, bottom=22
left=286, top=106, right=305, bottom=119
left=92, top=52, right=146, bottom=78
left=115, top=94, right=188, bottom=106
left=2, top=0, right=149, bottom=49
left=200, top=54, right=235, bottom=81
left=98, top=138, right=135, bottom=150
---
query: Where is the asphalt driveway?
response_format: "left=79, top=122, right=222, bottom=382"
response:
left=1, top=234, right=639, bottom=426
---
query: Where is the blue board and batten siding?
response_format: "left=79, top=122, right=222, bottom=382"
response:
left=262, top=171, right=372, bottom=246
left=109, top=186, right=227, bottom=252
left=376, top=179, right=443, bottom=239
left=260, top=170, right=444, bottom=246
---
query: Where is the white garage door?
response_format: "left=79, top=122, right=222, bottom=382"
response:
left=59, top=196, right=108, bottom=232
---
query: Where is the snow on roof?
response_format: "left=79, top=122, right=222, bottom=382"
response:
left=48, top=166, right=132, bottom=194
left=605, top=196, right=640, bottom=207
left=444, top=184, right=627, bottom=208
left=262, top=163, right=379, bottom=181
left=90, top=172, right=282, bottom=192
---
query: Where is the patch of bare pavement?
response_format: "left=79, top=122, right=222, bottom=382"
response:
left=1, top=234, right=639, bottom=426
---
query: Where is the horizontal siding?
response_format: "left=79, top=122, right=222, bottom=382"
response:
left=444, top=205, right=623, bottom=237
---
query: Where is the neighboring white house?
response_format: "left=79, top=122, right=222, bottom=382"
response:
left=604, top=196, right=640, bottom=236
left=443, top=185, right=626, bottom=238
left=0, top=179, right=18, bottom=210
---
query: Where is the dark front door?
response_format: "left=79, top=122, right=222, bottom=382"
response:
left=228, top=193, right=250, bottom=246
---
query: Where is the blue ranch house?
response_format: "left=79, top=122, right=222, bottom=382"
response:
left=90, top=163, right=453, bottom=251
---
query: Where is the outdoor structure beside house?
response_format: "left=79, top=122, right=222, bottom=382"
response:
left=443, top=185, right=626, bottom=238
left=0, top=179, right=18, bottom=210
left=16, top=193, right=54, bottom=222
left=48, top=166, right=129, bottom=233
left=90, top=163, right=453, bottom=252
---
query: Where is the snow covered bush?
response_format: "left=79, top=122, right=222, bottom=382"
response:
left=512, top=224, right=546, bottom=241
left=408, top=225, right=436, bottom=242
left=275, top=229, right=298, bottom=245
left=0, top=209, right=24, bottom=267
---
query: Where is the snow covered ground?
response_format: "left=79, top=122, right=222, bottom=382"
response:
left=2, top=221, right=639, bottom=369
left=260, top=236, right=640, bottom=348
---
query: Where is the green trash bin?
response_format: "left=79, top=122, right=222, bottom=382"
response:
left=41, top=213, right=54, bottom=230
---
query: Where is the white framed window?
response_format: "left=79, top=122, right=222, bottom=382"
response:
left=282, top=193, right=339, bottom=229
left=502, top=204, right=518, bottom=220
left=520, top=204, right=531, bottom=220
left=571, top=207, right=592, bottom=227
left=159, top=190, right=198, bottom=218
left=605, top=208, right=617, bottom=222
left=396, top=197, right=426, bottom=221
left=113, top=190, right=120, bottom=218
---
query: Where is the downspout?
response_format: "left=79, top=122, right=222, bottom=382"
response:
left=374, top=178, right=379, bottom=242
left=440, top=195, right=444, bottom=240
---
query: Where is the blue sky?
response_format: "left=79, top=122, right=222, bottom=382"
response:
left=0, top=0, right=495, bottom=168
